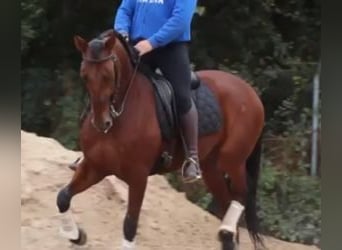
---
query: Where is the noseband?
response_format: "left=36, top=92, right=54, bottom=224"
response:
left=83, top=49, right=140, bottom=132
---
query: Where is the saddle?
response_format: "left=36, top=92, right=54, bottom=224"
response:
left=145, top=69, right=222, bottom=141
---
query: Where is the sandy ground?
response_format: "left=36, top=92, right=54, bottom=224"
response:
left=21, top=131, right=320, bottom=250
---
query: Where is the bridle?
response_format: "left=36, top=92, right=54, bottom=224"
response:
left=82, top=47, right=140, bottom=133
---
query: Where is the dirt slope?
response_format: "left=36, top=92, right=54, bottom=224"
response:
left=21, top=131, right=319, bottom=250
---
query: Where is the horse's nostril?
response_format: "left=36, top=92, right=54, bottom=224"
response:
left=91, top=117, right=112, bottom=133
left=104, top=120, right=112, bottom=129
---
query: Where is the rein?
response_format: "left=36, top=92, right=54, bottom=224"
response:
left=110, top=55, right=140, bottom=119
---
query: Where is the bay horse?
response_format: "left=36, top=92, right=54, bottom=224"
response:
left=56, top=29, right=265, bottom=250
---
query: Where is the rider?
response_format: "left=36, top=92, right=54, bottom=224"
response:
left=114, top=0, right=201, bottom=183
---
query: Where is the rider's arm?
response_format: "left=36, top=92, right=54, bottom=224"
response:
left=114, top=0, right=135, bottom=36
left=147, top=0, right=197, bottom=49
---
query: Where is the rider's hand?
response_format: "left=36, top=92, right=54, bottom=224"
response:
left=134, top=40, right=153, bottom=56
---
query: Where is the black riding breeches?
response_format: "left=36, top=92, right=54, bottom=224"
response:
left=139, top=42, right=192, bottom=115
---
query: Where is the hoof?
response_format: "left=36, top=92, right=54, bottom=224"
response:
left=219, top=230, right=236, bottom=250
left=69, top=228, right=87, bottom=246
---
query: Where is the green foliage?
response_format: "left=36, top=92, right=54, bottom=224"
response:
left=21, top=0, right=321, bottom=142
left=258, top=104, right=320, bottom=245
left=265, top=108, right=312, bottom=172
left=165, top=172, right=213, bottom=210
left=51, top=94, right=82, bottom=149
left=21, top=66, right=85, bottom=149
left=192, top=0, right=320, bottom=124
left=51, top=69, right=85, bottom=149
left=165, top=172, right=183, bottom=191
left=21, top=0, right=46, bottom=54
left=258, top=165, right=321, bottom=245
left=21, top=68, right=61, bottom=135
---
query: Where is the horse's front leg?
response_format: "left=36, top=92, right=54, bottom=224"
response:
left=56, top=159, right=105, bottom=245
left=120, top=175, right=148, bottom=250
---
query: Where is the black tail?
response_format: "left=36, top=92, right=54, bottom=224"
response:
left=245, top=136, right=265, bottom=249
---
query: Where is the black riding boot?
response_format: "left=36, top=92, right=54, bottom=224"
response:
left=180, top=100, right=202, bottom=183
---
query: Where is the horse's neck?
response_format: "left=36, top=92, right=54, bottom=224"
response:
left=113, top=41, right=158, bottom=124
left=124, top=72, right=159, bottom=130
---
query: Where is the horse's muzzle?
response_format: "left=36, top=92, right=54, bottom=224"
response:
left=91, top=117, right=113, bottom=134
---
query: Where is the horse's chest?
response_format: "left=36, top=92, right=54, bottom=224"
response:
left=82, top=135, right=158, bottom=165
left=82, top=140, right=118, bottom=162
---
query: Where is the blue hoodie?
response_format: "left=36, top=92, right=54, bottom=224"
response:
left=114, top=0, right=197, bottom=49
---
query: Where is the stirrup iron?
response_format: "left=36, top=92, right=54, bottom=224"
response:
left=181, top=157, right=202, bottom=183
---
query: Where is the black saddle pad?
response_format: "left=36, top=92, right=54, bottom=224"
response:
left=148, top=72, right=222, bottom=141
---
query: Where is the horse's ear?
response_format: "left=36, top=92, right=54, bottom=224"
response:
left=74, top=35, right=88, bottom=53
left=104, top=32, right=116, bottom=51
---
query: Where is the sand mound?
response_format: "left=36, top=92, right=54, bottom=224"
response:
left=21, top=131, right=319, bottom=250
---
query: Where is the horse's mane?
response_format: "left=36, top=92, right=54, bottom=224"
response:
left=97, top=29, right=140, bottom=66
left=96, top=29, right=157, bottom=78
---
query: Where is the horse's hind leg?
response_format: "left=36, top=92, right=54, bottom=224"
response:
left=56, top=160, right=105, bottom=245
left=201, top=155, right=240, bottom=250
left=201, top=159, right=232, bottom=219
left=218, top=162, right=247, bottom=250
left=202, top=170, right=236, bottom=250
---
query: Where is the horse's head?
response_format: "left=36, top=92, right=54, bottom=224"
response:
left=74, top=31, right=121, bottom=133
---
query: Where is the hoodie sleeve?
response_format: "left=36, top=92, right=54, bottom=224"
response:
left=114, top=0, right=136, bottom=35
left=147, top=0, right=197, bottom=48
